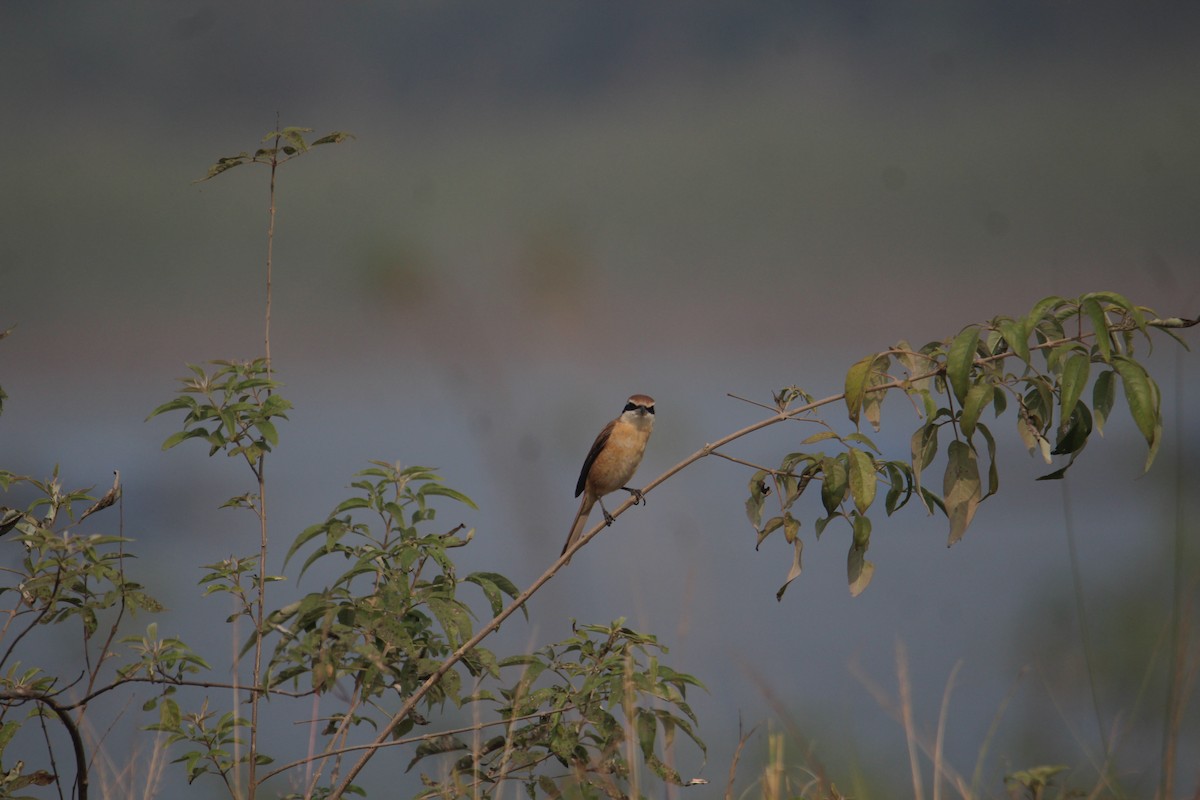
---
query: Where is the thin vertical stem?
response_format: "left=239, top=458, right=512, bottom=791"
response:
left=248, top=115, right=281, bottom=798
left=247, top=467, right=267, bottom=799
left=264, top=131, right=278, bottom=378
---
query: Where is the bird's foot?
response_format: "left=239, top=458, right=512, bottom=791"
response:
left=602, top=509, right=615, bottom=526
left=623, top=487, right=646, bottom=506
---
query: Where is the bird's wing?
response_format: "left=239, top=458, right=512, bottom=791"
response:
left=575, top=419, right=615, bottom=497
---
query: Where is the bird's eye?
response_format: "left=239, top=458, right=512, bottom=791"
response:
left=624, top=402, right=636, bottom=412
left=645, top=405, right=655, bottom=415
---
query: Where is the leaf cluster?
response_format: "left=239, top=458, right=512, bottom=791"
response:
left=746, top=292, right=1188, bottom=598
left=265, top=462, right=510, bottom=722
left=195, top=127, right=354, bottom=182
left=0, top=467, right=189, bottom=798
left=148, top=359, right=291, bottom=472
left=409, top=620, right=705, bottom=799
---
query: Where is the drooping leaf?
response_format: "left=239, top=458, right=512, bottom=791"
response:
left=943, top=440, right=981, bottom=545
left=1111, top=354, right=1158, bottom=447
left=959, top=382, right=993, bottom=440
left=1080, top=297, right=1112, bottom=362
left=844, top=354, right=875, bottom=428
left=1092, top=370, right=1115, bottom=435
left=977, top=422, right=1000, bottom=498
left=1052, top=403, right=1092, bottom=456
left=847, top=515, right=873, bottom=596
left=846, top=448, right=876, bottom=514
left=820, top=457, right=848, bottom=515
left=862, top=354, right=891, bottom=432
left=745, top=470, right=769, bottom=529
left=910, top=421, right=938, bottom=501
left=946, top=326, right=981, bottom=405
left=775, top=538, right=804, bottom=602
left=995, top=318, right=1030, bottom=365
left=1058, top=353, right=1091, bottom=430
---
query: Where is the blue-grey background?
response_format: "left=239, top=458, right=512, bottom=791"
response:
left=2, top=2, right=1198, bottom=797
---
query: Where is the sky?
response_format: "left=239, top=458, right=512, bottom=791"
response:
left=2, top=3, right=1199, bottom=797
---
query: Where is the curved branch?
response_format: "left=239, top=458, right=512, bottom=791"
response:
left=1, top=690, right=88, bottom=800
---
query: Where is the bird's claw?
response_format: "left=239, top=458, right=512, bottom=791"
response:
left=623, top=487, right=646, bottom=506
left=602, top=510, right=615, bottom=526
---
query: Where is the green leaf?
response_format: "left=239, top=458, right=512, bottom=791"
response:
left=1082, top=290, right=1145, bottom=332
left=333, top=497, right=371, bottom=514
left=284, top=523, right=328, bottom=567
left=946, top=326, right=980, bottom=405
left=862, top=354, right=891, bottom=432
left=1111, top=355, right=1158, bottom=448
left=1080, top=297, right=1112, bottom=362
left=845, top=432, right=881, bottom=453
left=883, top=462, right=912, bottom=515
left=943, top=441, right=981, bottom=545
left=1052, top=403, right=1092, bottom=457
left=1026, top=295, right=1067, bottom=331
left=910, top=422, right=938, bottom=501
left=406, top=735, right=468, bottom=771
left=844, top=354, right=875, bottom=428
left=160, top=428, right=210, bottom=451
left=959, top=382, right=992, bottom=440
left=745, top=470, right=768, bottom=529
left=1092, top=370, right=1115, bottom=435
left=312, top=131, right=356, bottom=146
left=977, top=422, right=1000, bottom=499
left=255, top=420, right=279, bottom=447
left=820, top=457, right=847, bottom=516
left=996, top=318, right=1030, bottom=365
left=637, top=709, right=657, bottom=759
left=846, top=448, right=876, bottom=514
left=422, top=484, right=479, bottom=510
left=1058, top=353, right=1091, bottom=429
left=847, top=517, right=873, bottom=597
left=146, top=396, right=197, bottom=420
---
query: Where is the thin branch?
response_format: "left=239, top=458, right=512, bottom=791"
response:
left=726, top=393, right=782, bottom=413
left=64, top=671, right=314, bottom=710
left=3, top=690, right=89, bottom=800
left=706, top=451, right=777, bottom=473
left=323, top=324, right=1139, bottom=799
left=0, top=570, right=63, bottom=671
left=724, top=718, right=756, bottom=800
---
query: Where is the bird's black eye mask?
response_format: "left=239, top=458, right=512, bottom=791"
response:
left=625, top=402, right=655, bottom=415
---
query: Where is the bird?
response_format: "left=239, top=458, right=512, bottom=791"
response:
left=561, top=394, right=656, bottom=556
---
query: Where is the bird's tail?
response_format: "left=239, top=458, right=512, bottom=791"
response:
left=561, top=494, right=595, bottom=556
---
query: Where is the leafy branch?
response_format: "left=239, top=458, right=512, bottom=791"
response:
left=318, top=292, right=1195, bottom=799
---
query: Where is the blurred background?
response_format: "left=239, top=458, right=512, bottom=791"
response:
left=2, top=1, right=1199, bottom=796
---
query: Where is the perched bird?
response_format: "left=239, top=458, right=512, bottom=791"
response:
left=561, top=394, right=656, bottom=556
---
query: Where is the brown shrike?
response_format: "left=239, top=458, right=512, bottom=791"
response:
left=561, top=394, right=656, bottom=556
